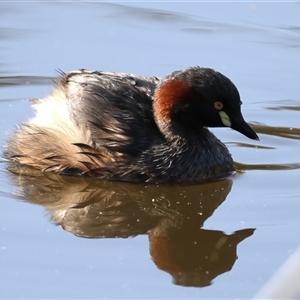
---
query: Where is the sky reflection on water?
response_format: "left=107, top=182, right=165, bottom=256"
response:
left=1, top=2, right=300, bottom=299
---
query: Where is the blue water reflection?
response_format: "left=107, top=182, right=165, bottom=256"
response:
left=1, top=2, right=300, bottom=299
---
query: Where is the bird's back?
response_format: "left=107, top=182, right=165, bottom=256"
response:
left=5, top=70, right=163, bottom=177
left=62, top=70, right=163, bottom=157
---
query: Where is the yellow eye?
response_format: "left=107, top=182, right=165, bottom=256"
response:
left=214, top=101, right=223, bottom=110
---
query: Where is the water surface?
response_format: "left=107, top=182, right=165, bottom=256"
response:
left=1, top=2, right=300, bottom=299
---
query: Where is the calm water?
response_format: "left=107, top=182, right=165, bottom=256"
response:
left=1, top=2, right=300, bottom=299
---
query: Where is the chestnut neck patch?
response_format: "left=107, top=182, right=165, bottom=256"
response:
left=154, top=79, right=196, bottom=122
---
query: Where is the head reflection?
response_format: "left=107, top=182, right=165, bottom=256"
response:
left=9, top=172, right=255, bottom=287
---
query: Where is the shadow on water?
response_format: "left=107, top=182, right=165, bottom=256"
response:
left=0, top=75, right=56, bottom=87
left=99, top=2, right=269, bottom=36
left=234, top=122, right=300, bottom=172
left=6, top=170, right=254, bottom=288
left=251, top=123, right=300, bottom=140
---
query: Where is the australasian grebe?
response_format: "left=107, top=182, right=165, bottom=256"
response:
left=5, top=66, right=258, bottom=183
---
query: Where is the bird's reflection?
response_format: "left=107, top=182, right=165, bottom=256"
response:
left=9, top=171, right=255, bottom=287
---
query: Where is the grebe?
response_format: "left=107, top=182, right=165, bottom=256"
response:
left=5, top=67, right=258, bottom=182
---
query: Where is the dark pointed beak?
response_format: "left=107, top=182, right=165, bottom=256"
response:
left=231, top=115, right=259, bottom=140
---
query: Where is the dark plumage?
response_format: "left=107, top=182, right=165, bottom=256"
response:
left=4, top=67, right=258, bottom=182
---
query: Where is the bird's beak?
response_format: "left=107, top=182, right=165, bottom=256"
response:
left=230, top=114, right=259, bottom=140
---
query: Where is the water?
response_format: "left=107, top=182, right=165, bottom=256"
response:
left=1, top=2, right=299, bottom=299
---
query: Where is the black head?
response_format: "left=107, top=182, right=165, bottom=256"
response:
left=154, top=66, right=258, bottom=140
